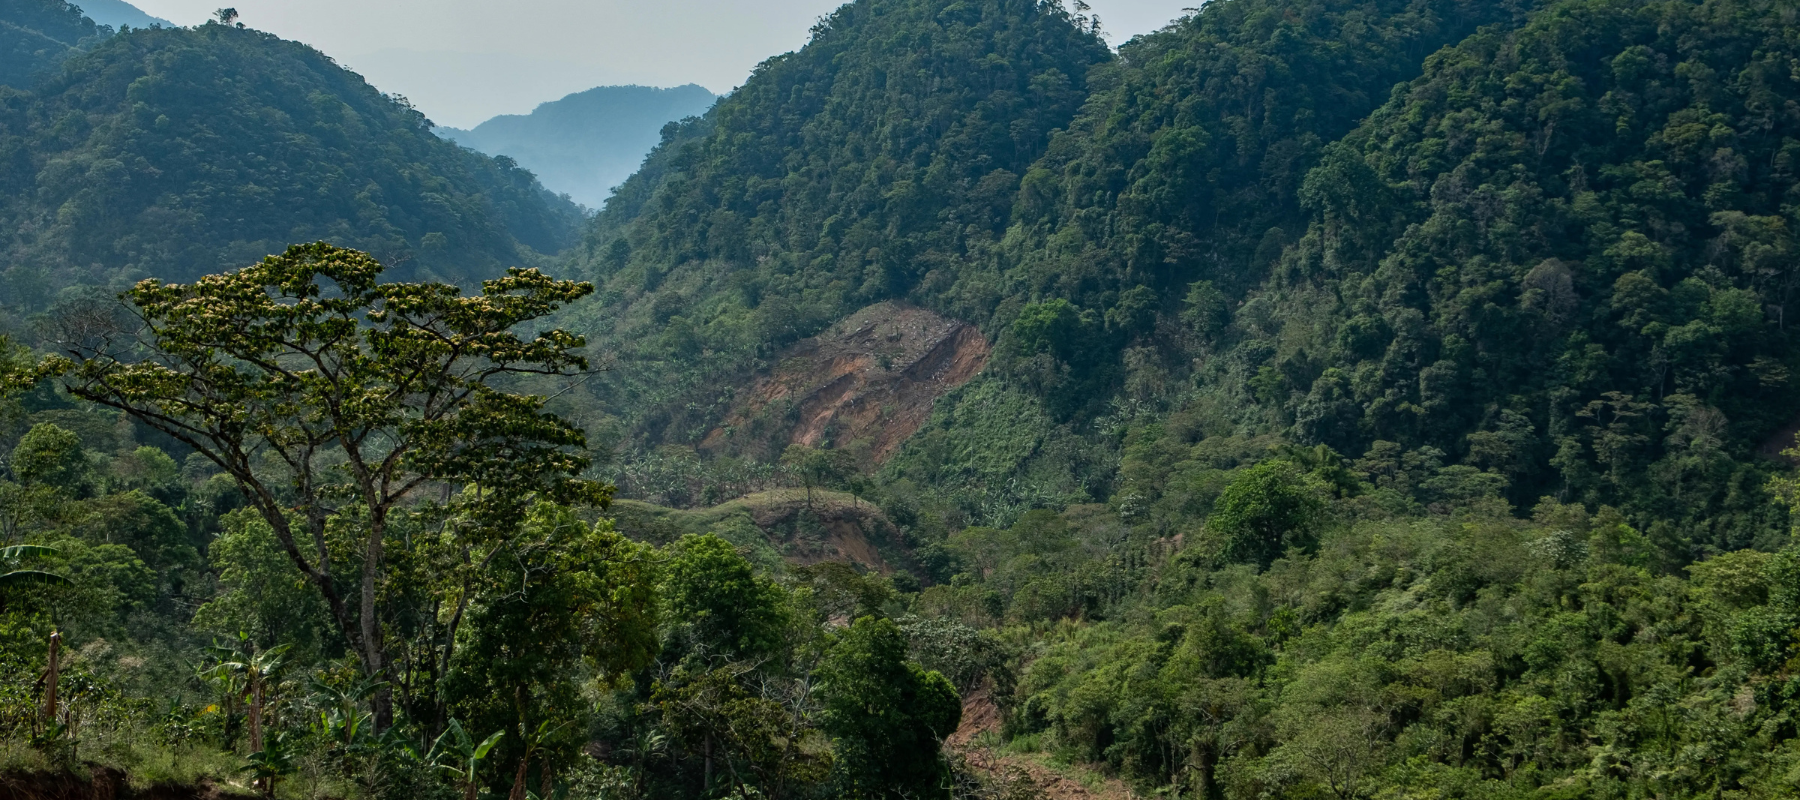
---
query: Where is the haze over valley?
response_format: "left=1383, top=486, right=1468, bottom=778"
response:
left=4, top=0, right=1800, bottom=799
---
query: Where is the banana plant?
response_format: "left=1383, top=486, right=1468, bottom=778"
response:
left=307, top=672, right=389, bottom=757
left=242, top=731, right=295, bottom=799
left=242, top=644, right=290, bottom=754
left=0, top=544, right=66, bottom=592
left=428, top=718, right=505, bottom=800
left=199, top=633, right=291, bottom=755
left=508, top=719, right=572, bottom=800
left=196, top=651, right=248, bottom=750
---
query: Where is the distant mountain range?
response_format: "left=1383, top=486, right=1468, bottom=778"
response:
left=437, top=84, right=717, bottom=210
left=74, top=0, right=170, bottom=29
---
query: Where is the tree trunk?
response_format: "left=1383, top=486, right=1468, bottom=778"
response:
left=364, top=511, right=391, bottom=730
left=509, top=755, right=530, bottom=800
left=42, top=632, right=60, bottom=731
left=248, top=670, right=264, bottom=752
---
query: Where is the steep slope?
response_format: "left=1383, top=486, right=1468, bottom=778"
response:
left=873, top=0, right=1558, bottom=516
left=0, top=21, right=584, bottom=310
left=979, top=0, right=1543, bottom=311
left=699, top=302, right=991, bottom=462
left=438, top=83, right=718, bottom=209
left=1228, top=0, right=1800, bottom=546
left=0, top=0, right=96, bottom=87
left=560, top=0, right=1111, bottom=449
left=566, top=0, right=1556, bottom=514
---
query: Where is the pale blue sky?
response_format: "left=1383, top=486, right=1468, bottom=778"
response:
left=125, top=0, right=1196, bottom=127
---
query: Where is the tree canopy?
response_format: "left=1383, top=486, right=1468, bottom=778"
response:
left=54, top=242, right=606, bottom=725
left=0, top=18, right=584, bottom=317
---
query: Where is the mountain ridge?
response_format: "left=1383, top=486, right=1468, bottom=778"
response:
left=0, top=17, right=585, bottom=314
left=438, top=83, right=717, bottom=209
left=74, top=0, right=171, bottom=30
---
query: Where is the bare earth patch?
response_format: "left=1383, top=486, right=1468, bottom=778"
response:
left=702, top=302, right=989, bottom=461
left=949, top=687, right=1142, bottom=800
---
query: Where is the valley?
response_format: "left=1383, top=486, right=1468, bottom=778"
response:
left=2, top=0, right=1800, bottom=798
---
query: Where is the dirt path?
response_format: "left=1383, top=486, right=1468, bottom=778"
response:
left=948, top=687, right=1142, bottom=800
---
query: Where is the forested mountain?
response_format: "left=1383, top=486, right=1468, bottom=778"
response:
left=0, top=16, right=584, bottom=315
left=569, top=0, right=1557, bottom=509
left=1234, top=0, right=1800, bottom=549
left=9, top=0, right=1800, bottom=799
left=438, top=84, right=718, bottom=209
left=568, top=0, right=1799, bottom=553
left=0, top=0, right=97, bottom=87
left=565, top=0, right=1111, bottom=448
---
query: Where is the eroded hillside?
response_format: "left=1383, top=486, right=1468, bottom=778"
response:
left=702, top=303, right=990, bottom=461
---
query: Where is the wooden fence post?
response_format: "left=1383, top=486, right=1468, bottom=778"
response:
left=42, top=631, right=61, bottom=730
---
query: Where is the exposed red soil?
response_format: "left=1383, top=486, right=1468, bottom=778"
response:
left=701, top=302, right=990, bottom=461
left=947, top=687, right=1142, bottom=800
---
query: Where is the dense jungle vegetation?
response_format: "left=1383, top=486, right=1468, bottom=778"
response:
left=0, top=0, right=99, bottom=89
left=0, top=9, right=584, bottom=317
left=4, top=0, right=1800, bottom=798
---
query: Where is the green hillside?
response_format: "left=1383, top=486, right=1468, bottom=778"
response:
left=8, top=0, right=1800, bottom=799
left=0, top=0, right=97, bottom=87
left=568, top=0, right=1800, bottom=554
left=0, top=19, right=584, bottom=314
left=562, top=0, right=1111, bottom=445
left=1226, top=0, right=1800, bottom=548
left=564, top=0, right=1566, bottom=510
left=979, top=0, right=1542, bottom=308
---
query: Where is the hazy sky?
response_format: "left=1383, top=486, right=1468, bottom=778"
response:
left=125, top=0, right=1195, bottom=128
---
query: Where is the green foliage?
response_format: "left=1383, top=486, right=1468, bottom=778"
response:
left=13, top=0, right=1800, bottom=798
left=0, top=0, right=96, bottom=88
left=1207, top=459, right=1324, bottom=567
left=1248, top=0, right=1800, bottom=538
left=817, top=616, right=961, bottom=800
left=662, top=533, right=792, bottom=661
left=560, top=0, right=1110, bottom=450
left=190, top=511, right=339, bottom=664
left=10, top=422, right=89, bottom=495
left=979, top=482, right=1800, bottom=798
left=780, top=444, right=859, bottom=505
left=0, top=543, right=65, bottom=593
left=998, top=0, right=1540, bottom=302
left=56, top=242, right=605, bottom=724
left=0, top=19, right=582, bottom=313
left=651, top=666, right=832, bottom=797
left=444, top=506, right=661, bottom=795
